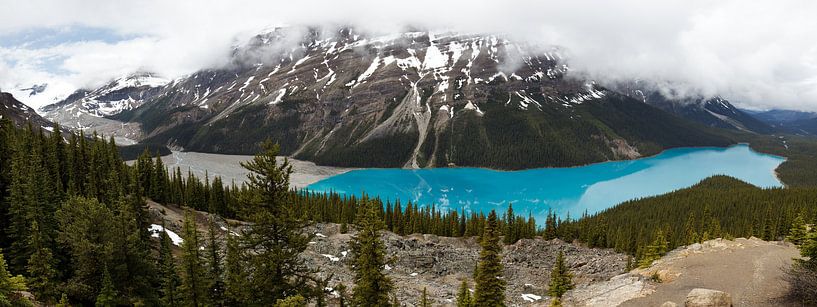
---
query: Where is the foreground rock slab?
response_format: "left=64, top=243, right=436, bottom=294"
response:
left=621, top=238, right=800, bottom=307
left=685, top=288, right=732, bottom=307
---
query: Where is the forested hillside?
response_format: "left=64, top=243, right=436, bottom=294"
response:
left=0, top=118, right=538, bottom=305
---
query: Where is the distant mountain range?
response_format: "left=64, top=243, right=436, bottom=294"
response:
left=27, top=27, right=791, bottom=169
left=744, top=109, right=817, bottom=135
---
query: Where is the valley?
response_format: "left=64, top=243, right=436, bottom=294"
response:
left=3, top=5, right=817, bottom=306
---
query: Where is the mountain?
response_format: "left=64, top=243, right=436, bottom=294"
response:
left=617, top=84, right=774, bottom=134
left=0, top=92, right=56, bottom=130
left=744, top=109, right=817, bottom=135
left=46, top=27, right=734, bottom=169
left=39, top=72, right=168, bottom=144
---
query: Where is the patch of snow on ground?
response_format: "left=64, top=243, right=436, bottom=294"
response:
left=322, top=254, right=340, bottom=262
left=238, top=76, right=255, bottom=92
left=422, top=44, right=448, bottom=70
left=148, top=224, right=184, bottom=246
left=521, top=294, right=542, bottom=302
left=269, top=89, right=286, bottom=105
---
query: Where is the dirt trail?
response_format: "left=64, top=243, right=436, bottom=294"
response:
left=621, top=238, right=800, bottom=307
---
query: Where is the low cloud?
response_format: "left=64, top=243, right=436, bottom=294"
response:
left=1, top=0, right=816, bottom=111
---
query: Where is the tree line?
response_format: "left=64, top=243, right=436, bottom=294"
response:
left=0, top=119, right=547, bottom=305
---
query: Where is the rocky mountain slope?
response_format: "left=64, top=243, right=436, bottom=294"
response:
left=44, top=27, right=735, bottom=169
left=149, top=199, right=628, bottom=306
left=0, top=92, right=55, bottom=130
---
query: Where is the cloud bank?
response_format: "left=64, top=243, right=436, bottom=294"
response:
left=1, top=0, right=816, bottom=111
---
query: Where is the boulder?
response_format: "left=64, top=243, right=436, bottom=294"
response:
left=685, top=288, right=732, bottom=307
left=661, top=302, right=678, bottom=307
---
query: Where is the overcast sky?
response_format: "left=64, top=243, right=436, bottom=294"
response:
left=1, top=0, right=817, bottom=111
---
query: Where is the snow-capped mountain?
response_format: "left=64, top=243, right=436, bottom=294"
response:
left=41, top=72, right=168, bottom=117
left=38, top=73, right=167, bottom=143
left=45, top=27, right=733, bottom=169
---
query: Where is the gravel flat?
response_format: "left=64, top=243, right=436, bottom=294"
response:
left=154, top=151, right=355, bottom=189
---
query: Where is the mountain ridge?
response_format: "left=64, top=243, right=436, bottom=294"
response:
left=41, top=27, right=737, bottom=169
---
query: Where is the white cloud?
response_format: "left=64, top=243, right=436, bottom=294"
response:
left=1, top=0, right=816, bottom=111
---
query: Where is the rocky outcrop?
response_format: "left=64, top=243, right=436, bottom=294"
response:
left=302, top=224, right=628, bottom=306
left=684, top=288, right=732, bottom=307
left=565, top=273, right=655, bottom=307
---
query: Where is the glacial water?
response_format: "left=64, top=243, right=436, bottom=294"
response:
left=306, top=145, right=785, bottom=221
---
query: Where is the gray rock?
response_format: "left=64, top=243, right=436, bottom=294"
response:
left=685, top=288, right=732, bottom=307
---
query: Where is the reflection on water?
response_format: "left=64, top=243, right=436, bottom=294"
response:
left=306, top=145, right=785, bottom=222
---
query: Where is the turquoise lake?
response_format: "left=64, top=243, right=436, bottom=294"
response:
left=306, top=145, right=785, bottom=221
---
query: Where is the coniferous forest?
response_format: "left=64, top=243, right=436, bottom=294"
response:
left=1, top=116, right=817, bottom=305
left=0, top=119, right=536, bottom=305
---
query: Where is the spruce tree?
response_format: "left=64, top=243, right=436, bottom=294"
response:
left=56, top=293, right=70, bottom=307
left=224, top=231, right=248, bottom=304
left=0, top=251, right=15, bottom=303
left=547, top=251, right=573, bottom=298
left=786, top=212, right=808, bottom=245
left=350, top=200, right=393, bottom=306
left=26, top=221, right=58, bottom=302
left=158, top=222, right=181, bottom=307
left=473, top=210, right=506, bottom=306
left=420, top=287, right=430, bottom=307
left=205, top=217, right=225, bottom=306
left=503, top=204, right=516, bottom=245
left=57, top=196, right=116, bottom=302
left=237, top=141, right=313, bottom=303
left=95, top=265, right=117, bottom=307
left=683, top=212, right=698, bottom=245
left=179, top=211, right=207, bottom=306
left=638, top=230, right=668, bottom=268
left=456, top=280, right=472, bottom=307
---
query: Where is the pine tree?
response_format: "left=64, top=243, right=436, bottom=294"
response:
left=95, top=265, right=117, bottom=307
left=473, top=210, right=506, bottom=306
left=456, top=280, right=472, bottom=307
left=350, top=200, right=394, bottom=306
left=547, top=251, right=573, bottom=298
left=786, top=212, right=808, bottom=245
left=26, top=221, right=58, bottom=302
left=237, top=141, right=314, bottom=303
left=179, top=211, right=207, bottom=306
